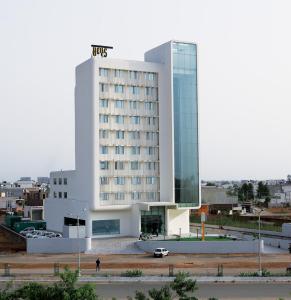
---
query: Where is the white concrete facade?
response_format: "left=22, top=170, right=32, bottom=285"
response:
left=45, top=41, right=200, bottom=248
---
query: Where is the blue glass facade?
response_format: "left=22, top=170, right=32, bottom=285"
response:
left=173, top=42, right=199, bottom=207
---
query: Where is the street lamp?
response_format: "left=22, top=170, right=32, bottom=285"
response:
left=68, top=208, right=87, bottom=277
left=258, top=208, right=264, bottom=276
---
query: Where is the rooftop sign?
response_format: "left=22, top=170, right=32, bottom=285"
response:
left=91, top=45, right=113, bottom=58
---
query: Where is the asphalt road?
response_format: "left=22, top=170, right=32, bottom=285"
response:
left=94, top=282, right=291, bottom=299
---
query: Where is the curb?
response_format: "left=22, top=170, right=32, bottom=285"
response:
left=0, top=276, right=291, bottom=284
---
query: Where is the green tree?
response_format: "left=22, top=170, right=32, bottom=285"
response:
left=10, top=267, right=97, bottom=300
left=170, top=272, right=198, bottom=300
left=238, top=183, right=254, bottom=201
left=256, top=181, right=270, bottom=199
left=128, top=272, right=199, bottom=300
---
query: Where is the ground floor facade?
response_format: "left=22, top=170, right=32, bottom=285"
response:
left=44, top=199, right=190, bottom=249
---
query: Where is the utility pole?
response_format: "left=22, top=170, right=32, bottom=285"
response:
left=258, top=209, right=263, bottom=276
left=77, top=215, right=80, bottom=277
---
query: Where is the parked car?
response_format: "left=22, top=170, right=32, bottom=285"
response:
left=26, top=232, right=38, bottom=238
left=20, top=227, right=35, bottom=236
left=154, top=248, right=169, bottom=258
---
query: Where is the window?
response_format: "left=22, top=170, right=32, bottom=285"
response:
left=58, top=178, right=62, bottom=185
left=145, top=162, right=155, bottom=170
left=64, top=178, right=67, bottom=185
left=131, top=177, right=141, bottom=185
left=115, top=146, right=124, bottom=155
left=147, top=117, right=156, bottom=125
left=146, top=72, right=156, bottom=81
left=146, top=177, right=156, bottom=184
left=99, top=115, right=109, bottom=123
left=146, top=87, right=152, bottom=96
left=100, top=146, right=108, bottom=154
left=131, top=146, right=140, bottom=155
left=145, top=102, right=154, bottom=110
left=115, top=100, right=124, bottom=109
left=58, top=192, right=62, bottom=198
left=99, top=130, right=109, bottom=139
left=100, top=177, right=109, bottom=185
left=145, top=147, right=155, bottom=155
left=130, top=116, right=140, bottom=124
left=115, top=161, right=124, bottom=170
left=100, top=99, right=108, bottom=108
left=114, top=69, right=123, bottom=77
left=115, top=177, right=125, bottom=185
left=53, top=191, right=57, bottom=198
left=131, top=192, right=142, bottom=200
left=129, top=131, right=140, bottom=140
left=146, top=132, right=155, bottom=140
left=115, top=193, right=125, bottom=200
left=64, top=192, right=68, bottom=199
left=92, top=219, right=120, bottom=235
left=129, top=71, right=138, bottom=80
left=100, top=193, right=109, bottom=200
left=116, top=130, right=125, bottom=139
left=53, top=178, right=57, bottom=185
left=99, top=68, right=108, bottom=77
left=115, top=115, right=124, bottom=124
left=131, top=161, right=139, bottom=170
left=129, top=101, right=139, bottom=109
left=99, top=83, right=108, bottom=92
left=115, top=85, right=124, bottom=93
left=100, top=161, right=109, bottom=170
left=147, top=192, right=156, bottom=200
left=129, top=86, right=139, bottom=95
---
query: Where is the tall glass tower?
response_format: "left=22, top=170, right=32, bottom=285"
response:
left=172, top=42, right=199, bottom=207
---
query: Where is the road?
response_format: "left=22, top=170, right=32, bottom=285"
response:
left=93, top=282, right=291, bottom=299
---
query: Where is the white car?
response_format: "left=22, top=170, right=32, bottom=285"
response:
left=20, top=227, right=35, bottom=236
left=154, top=248, right=169, bottom=258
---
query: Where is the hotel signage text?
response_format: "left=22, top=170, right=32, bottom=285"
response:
left=91, top=45, right=113, bottom=57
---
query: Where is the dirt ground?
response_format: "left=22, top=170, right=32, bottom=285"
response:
left=0, top=252, right=291, bottom=276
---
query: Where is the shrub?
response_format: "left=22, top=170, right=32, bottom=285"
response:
left=121, top=269, right=143, bottom=277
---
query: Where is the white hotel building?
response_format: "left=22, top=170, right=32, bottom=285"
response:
left=45, top=41, right=200, bottom=245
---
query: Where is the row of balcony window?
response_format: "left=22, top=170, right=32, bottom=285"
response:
left=100, top=161, right=159, bottom=171
left=99, top=68, right=157, bottom=81
left=100, top=191, right=158, bottom=201
left=53, top=191, right=67, bottom=199
left=99, top=115, right=158, bottom=125
left=99, top=84, right=157, bottom=97
left=53, top=178, right=67, bottom=185
left=100, top=176, right=158, bottom=185
left=99, top=130, right=158, bottom=141
left=100, top=99, right=158, bottom=110
left=100, top=145, right=158, bottom=155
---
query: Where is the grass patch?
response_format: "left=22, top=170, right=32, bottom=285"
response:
left=190, top=215, right=281, bottom=232
left=121, top=269, right=143, bottom=277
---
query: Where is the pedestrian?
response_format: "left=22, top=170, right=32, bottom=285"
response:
left=96, top=257, right=101, bottom=272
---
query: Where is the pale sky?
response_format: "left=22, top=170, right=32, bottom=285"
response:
left=1, top=0, right=291, bottom=182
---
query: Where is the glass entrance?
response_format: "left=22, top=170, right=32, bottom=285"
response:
left=141, top=206, right=165, bottom=235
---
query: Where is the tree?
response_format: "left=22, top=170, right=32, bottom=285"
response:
left=256, top=181, right=270, bottom=199
left=238, top=183, right=254, bottom=202
left=148, top=286, right=172, bottom=300
left=127, top=272, right=199, bottom=300
left=4, top=267, right=97, bottom=300
left=226, top=184, right=239, bottom=197
left=206, top=182, right=216, bottom=187
left=170, top=272, right=198, bottom=300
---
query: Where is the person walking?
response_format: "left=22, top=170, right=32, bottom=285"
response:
left=96, top=257, right=101, bottom=272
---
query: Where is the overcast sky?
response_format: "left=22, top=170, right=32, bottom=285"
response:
left=1, top=0, right=291, bottom=182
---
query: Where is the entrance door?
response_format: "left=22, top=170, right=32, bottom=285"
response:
left=141, top=215, right=163, bottom=234
left=141, top=206, right=165, bottom=235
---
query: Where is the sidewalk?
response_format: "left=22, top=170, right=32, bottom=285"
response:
left=0, top=275, right=291, bottom=284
